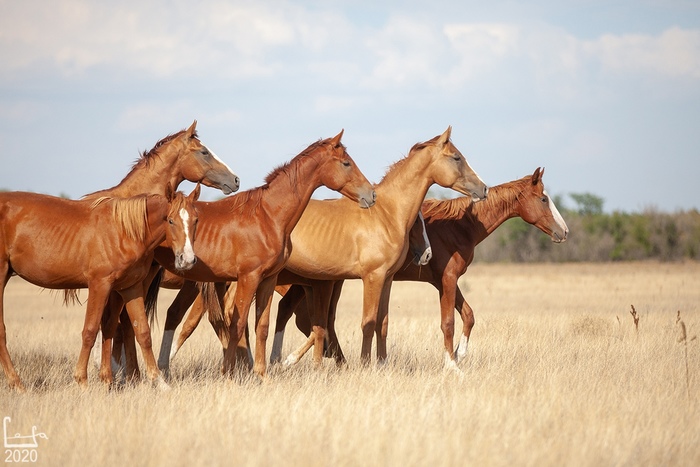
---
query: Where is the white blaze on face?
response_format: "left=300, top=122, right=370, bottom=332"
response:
left=544, top=190, right=568, bottom=237
left=179, top=207, right=196, bottom=265
left=204, top=143, right=235, bottom=175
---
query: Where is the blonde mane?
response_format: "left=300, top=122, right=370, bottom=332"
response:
left=91, top=195, right=149, bottom=242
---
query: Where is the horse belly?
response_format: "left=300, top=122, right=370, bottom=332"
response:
left=11, top=256, right=87, bottom=290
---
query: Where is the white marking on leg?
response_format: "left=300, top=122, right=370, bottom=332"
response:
left=443, top=350, right=463, bottom=375
left=283, top=353, right=300, bottom=367
left=455, top=334, right=469, bottom=363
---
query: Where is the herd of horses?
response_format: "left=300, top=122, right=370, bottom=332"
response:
left=0, top=120, right=568, bottom=392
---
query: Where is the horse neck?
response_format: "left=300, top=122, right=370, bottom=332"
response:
left=91, top=144, right=186, bottom=198
left=260, top=154, right=325, bottom=237
left=142, top=196, right=170, bottom=251
left=375, top=151, right=438, bottom=232
left=464, top=183, right=523, bottom=243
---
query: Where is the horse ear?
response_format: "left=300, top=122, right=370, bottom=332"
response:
left=532, top=167, right=543, bottom=185
left=186, top=120, right=198, bottom=138
left=330, top=129, right=344, bottom=147
left=437, top=126, right=452, bottom=147
left=190, top=183, right=202, bottom=201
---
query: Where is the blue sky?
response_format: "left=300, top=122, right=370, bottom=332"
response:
left=1, top=0, right=698, bottom=212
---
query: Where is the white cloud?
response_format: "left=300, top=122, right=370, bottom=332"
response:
left=586, top=26, right=700, bottom=79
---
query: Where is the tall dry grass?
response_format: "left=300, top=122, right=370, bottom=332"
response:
left=1, top=262, right=698, bottom=466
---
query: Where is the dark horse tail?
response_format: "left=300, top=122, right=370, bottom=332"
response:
left=145, top=267, right=164, bottom=327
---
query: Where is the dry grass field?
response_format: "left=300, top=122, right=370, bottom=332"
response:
left=1, top=262, right=698, bottom=466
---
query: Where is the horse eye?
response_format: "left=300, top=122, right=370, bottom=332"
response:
left=168, top=218, right=174, bottom=225
left=541, top=196, right=547, bottom=203
left=342, top=160, right=351, bottom=167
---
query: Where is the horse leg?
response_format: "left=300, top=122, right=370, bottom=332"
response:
left=454, top=285, right=475, bottom=364
left=171, top=283, right=210, bottom=362
left=438, top=274, right=460, bottom=371
left=325, top=280, right=347, bottom=365
left=359, top=271, right=385, bottom=365
left=283, top=333, right=315, bottom=367
left=310, top=281, right=334, bottom=368
left=215, top=283, right=252, bottom=372
left=375, top=277, right=394, bottom=363
left=0, top=272, right=25, bottom=392
left=99, top=293, right=124, bottom=386
left=157, top=280, right=199, bottom=373
left=252, top=274, right=278, bottom=378
left=270, top=283, right=306, bottom=364
left=119, top=310, right=141, bottom=383
left=74, top=282, right=112, bottom=389
left=120, top=285, right=168, bottom=390
left=222, top=274, right=259, bottom=377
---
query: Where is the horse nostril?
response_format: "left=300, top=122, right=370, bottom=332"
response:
left=235, top=177, right=240, bottom=187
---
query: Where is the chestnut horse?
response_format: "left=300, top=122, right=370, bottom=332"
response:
left=152, top=131, right=375, bottom=379
left=86, top=120, right=239, bottom=379
left=276, top=168, right=568, bottom=369
left=165, top=127, right=488, bottom=372
left=0, top=187, right=200, bottom=391
left=159, top=210, right=433, bottom=373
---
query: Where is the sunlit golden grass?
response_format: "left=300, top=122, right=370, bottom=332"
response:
left=1, top=262, right=698, bottom=466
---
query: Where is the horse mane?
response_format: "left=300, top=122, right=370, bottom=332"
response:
left=422, top=175, right=533, bottom=221
left=91, top=195, right=149, bottom=242
left=380, top=134, right=442, bottom=184
left=221, top=138, right=334, bottom=215
left=421, top=197, right=472, bottom=221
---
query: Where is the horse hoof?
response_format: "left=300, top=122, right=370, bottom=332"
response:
left=283, top=354, right=299, bottom=367
left=154, top=376, right=171, bottom=392
left=10, top=381, right=27, bottom=393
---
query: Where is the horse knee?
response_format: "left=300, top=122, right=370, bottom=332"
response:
left=441, top=317, right=456, bottom=338
left=133, top=327, right=153, bottom=349
left=81, top=326, right=100, bottom=347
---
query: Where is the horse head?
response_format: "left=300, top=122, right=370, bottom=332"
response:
left=417, top=126, right=488, bottom=203
left=516, top=167, right=568, bottom=243
left=177, top=120, right=240, bottom=195
left=316, top=130, right=376, bottom=209
left=164, top=183, right=201, bottom=270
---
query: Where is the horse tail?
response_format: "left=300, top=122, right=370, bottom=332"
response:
left=63, top=289, right=81, bottom=307
left=145, top=267, right=164, bottom=327
left=199, top=282, right=222, bottom=325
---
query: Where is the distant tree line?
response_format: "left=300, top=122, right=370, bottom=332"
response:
left=473, top=193, right=700, bottom=263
